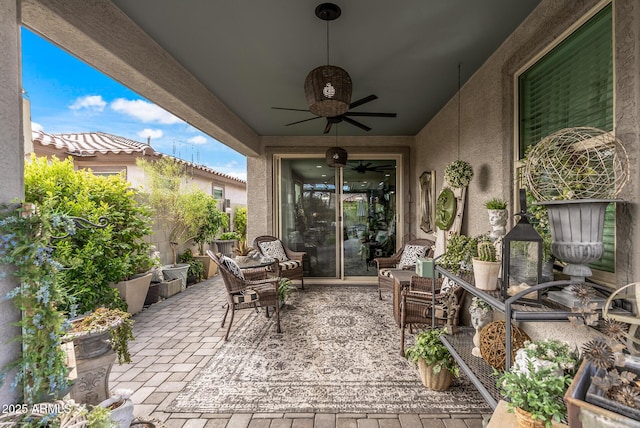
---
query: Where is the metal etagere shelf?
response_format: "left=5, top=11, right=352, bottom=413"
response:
left=433, top=264, right=629, bottom=410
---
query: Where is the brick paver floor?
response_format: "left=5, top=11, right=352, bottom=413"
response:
left=109, top=276, right=491, bottom=428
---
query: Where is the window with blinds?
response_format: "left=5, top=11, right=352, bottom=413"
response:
left=517, top=3, right=615, bottom=273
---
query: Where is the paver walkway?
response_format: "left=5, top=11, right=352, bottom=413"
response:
left=109, top=276, right=491, bottom=428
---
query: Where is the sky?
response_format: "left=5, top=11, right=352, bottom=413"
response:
left=21, top=28, right=247, bottom=181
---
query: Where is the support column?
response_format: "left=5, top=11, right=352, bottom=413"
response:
left=0, top=0, right=24, bottom=407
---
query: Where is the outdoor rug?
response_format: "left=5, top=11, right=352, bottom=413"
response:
left=168, top=285, right=490, bottom=414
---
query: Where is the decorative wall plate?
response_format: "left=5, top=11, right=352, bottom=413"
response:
left=435, top=187, right=456, bottom=230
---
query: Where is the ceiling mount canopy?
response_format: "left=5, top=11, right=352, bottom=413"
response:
left=304, top=3, right=352, bottom=117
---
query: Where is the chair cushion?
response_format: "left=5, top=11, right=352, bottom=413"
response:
left=221, top=255, right=244, bottom=279
left=379, top=268, right=394, bottom=278
left=398, top=245, right=428, bottom=269
left=279, top=260, right=301, bottom=271
left=258, top=240, right=289, bottom=261
left=232, top=289, right=258, bottom=303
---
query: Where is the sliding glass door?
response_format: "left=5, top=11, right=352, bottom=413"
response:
left=279, top=156, right=398, bottom=279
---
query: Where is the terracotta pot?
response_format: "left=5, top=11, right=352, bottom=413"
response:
left=417, top=358, right=453, bottom=391
left=193, top=254, right=217, bottom=279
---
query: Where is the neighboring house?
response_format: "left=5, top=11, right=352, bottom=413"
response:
left=29, top=130, right=247, bottom=263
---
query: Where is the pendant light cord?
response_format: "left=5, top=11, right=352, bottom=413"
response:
left=457, top=63, right=461, bottom=160
left=326, top=19, right=330, bottom=65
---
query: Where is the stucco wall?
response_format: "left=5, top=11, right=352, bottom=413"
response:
left=0, top=0, right=23, bottom=407
left=414, top=0, right=640, bottom=286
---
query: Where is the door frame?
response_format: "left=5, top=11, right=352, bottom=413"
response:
left=274, top=152, right=404, bottom=282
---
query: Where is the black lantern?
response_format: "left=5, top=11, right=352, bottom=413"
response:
left=501, top=189, right=543, bottom=303
left=325, top=146, right=347, bottom=167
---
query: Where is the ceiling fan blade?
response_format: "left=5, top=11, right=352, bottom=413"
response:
left=272, top=107, right=311, bottom=112
left=342, top=116, right=371, bottom=132
left=323, top=120, right=334, bottom=134
left=349, top=95, right=378, bottom=109
left=344, top=112, right=397, bottom=118
left=285, top=116, right=321, bottom=126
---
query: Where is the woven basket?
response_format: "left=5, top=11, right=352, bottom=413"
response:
left=514, top=406, right=546, bottom=428
left=417, top=358, right=453, bottom=391
left=479, top=320, right=530, bottom=370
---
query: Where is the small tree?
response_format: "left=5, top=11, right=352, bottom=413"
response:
left=233, top=206, right=247, bottom=240
left=137, top=157, right=211, bottom=266
left=193, top=198, right=228, bottom=255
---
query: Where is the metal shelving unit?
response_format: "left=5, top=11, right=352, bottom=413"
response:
left=433, top=264, right=630, bottom=410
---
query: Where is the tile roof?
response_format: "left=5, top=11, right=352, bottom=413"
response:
left=31, top=130, right=246, bottom=184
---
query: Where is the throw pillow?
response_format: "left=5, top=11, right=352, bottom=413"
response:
left=258, top=240, right=289, bottom=261
left=222, top=255, right=244, bottom=279
left=398, top=245, right=428, bottom=269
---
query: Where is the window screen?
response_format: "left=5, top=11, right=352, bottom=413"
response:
left=517, top=3, right=615, bottom=273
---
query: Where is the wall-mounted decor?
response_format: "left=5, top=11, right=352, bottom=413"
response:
left=419, top=171, right=436, bottom=233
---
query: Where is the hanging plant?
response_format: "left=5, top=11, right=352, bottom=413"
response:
left=444, top=160, right=474, bottom=188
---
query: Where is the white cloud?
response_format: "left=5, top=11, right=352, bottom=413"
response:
left=110, top=98, right=182, bottom=124
left=188, top=135, right=207, bottom=145
left=31, top=121, right=43, bottom=132
left=69, top=95, right=107, bottom=112
left=138, top=128, right=163, bottom=140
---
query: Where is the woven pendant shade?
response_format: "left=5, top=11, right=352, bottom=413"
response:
left=305, top=65, right=352, bottom=117
left=326, top=146, right=348, bottom=167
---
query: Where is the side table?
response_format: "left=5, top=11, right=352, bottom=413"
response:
left=390, top=269, right=415, bottom=326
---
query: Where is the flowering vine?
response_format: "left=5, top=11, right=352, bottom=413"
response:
left=0, top=202, right=77, bottom=404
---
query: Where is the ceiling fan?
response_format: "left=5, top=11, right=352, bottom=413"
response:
left=351, top=161, right=395, bottom=174
left=273, top=94, right=397, bottom=134
left=272, top=3, right=397, bottom=134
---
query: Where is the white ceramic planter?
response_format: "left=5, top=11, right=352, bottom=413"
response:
left=110, top=272, right=153, bottom=315
left=99, top=397, right=135, bottom=428
left=472, top=258, right=501, bottom=291
left=162, top=263, right=190, bottom=290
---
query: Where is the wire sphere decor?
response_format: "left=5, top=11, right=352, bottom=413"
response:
left=524, top=127, right=629, bottom=201
left=479, top=320, right=530, bottom=370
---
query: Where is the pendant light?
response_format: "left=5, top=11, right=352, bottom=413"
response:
left=304, top=3, right=352, bottom=117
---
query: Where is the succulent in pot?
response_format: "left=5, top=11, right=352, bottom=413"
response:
left=232, top=239, right=254, bottom=263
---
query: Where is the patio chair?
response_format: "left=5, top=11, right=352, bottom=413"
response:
left=399, top=275, right=465, bottom=356
left=253, top=235, right=306, bottom=289
left=207, top=250, right=281, bottom=340
left=374, top=238, right=434, bottom=300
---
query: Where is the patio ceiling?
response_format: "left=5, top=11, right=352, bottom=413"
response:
left=107, top=0, right=541, bottom=138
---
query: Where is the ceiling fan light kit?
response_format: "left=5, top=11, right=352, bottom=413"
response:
left=305, top=65, right=352, bottom=117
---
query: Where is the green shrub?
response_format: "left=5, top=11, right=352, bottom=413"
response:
left=405, top=329, right=459, bottom=376
left=233, top=206, right=247, bottom=239
left=178, top=249, right=205, bottom=283
left=24, top=155, right=153, bottom=314
left=219, top=231, right=241, bottom=240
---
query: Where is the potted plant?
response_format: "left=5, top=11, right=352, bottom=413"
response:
left=404, top=328, right=459, bottom=390
left=232, top=239, right=255, bottom=263
left=496, top=348, right=575, bottom=428
left=444, top=160, right=474, bottom=189
left=213, top=231, right=241, bottom=257
left=178, top=249, right=205, bottom=285
left=438, top=233, right=478, bottom=276
left=278, top=277, right=292, bottom=307
left=137, top=157, right=220, bottom=288
left=192, top=197, right=228, bottom=278
left=65, top=307, right=135, bottom=365
left=472, top=238, right=501, bottom=291
left=25, top=154, right=154, bottom=316
left=523, top=127, right=630, bottom=284
left=99, top=388, right=135, bottom=428
left=484, top=197, right=508, bottom=242
left=0, top=399, right=116, bottom=427
left=565, top=331, right=640, bottom=427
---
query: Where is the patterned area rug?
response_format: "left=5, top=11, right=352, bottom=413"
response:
left=169, top=285, right=490, bottom=414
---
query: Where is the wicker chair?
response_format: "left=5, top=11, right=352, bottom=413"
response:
left=399, top=275, right=465, bottom=356
left=374, top=238, right=434, bottom=299
left=207, top=250, right=281, bottom=341
left=253, top=235, right=306, bottom=289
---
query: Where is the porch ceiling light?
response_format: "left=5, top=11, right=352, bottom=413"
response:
left=304, top=3, right=352, bottom=117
